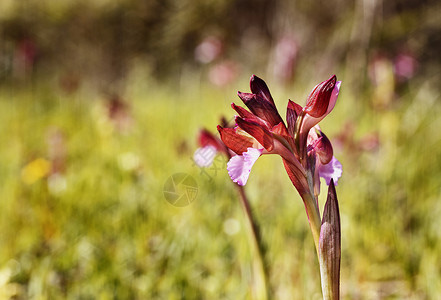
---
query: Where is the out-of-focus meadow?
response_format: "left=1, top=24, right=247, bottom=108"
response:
left=1, top=0, right=441, bottom=299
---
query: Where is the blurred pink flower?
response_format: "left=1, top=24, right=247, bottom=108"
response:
left=394, top=53, right=418, bottom=81
left=107, top=95, right=133, bottom=133
left=13, top=38, right=37, bottom=79
left=194, top=127, right=231, bottom=168
left=272, top=36, right=298, bottom=82
left=208, top=60, right=240, bottom=87
left=194, top=36, right=223, bottom=64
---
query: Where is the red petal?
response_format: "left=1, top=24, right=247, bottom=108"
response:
left=235, top=117, right=274, bottom=151
left=271, top=122, right=289, bottom=137
left=250, top=75, right=275, bottom=105
left=217, top=125, right=254, bottom=155
left=286, top=100, right=303, bottom=137
left=305, top=75, right=336, bottom=118
left=231, top=103, right=270, bottom=129
left=237, top=92, right=283, bottom=127
left=282, top=158, right=309, bottom=196
left=231, top=102, right=254, bottom=119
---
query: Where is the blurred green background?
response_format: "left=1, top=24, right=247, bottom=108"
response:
left=1, top=0, right=441, bottom=299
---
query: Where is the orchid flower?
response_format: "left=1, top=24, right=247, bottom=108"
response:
left=217, top=75, right=343, bottom=299
left=217, top=75, right=342, bottom=194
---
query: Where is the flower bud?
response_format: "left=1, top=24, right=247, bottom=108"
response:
left=305, top=75, right=337, bottom=118
left=310, top=131, right=333, bottom=165
left=250, top=74, right=275, bottom=105
left=319, top=180, right=341, bottom=300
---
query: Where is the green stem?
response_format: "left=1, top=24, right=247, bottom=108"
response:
left=303, top=191, right=340, bottom=300
left=237, top=185, right=270, bottom=300
left=301, top=192, right=321, bottom=257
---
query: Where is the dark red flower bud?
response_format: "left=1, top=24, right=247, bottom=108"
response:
left=250, top=75, right=275, bottom=105
left=305, top=75, right=337, bottom=118
left=237, top=92, right=283, bottom=127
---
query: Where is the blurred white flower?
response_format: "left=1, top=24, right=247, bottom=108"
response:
left=223, top=218, right=241, bottom=236
left=118, top=152, right=141, bottom=172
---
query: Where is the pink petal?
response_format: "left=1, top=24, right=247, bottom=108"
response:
left=318, top=156, right=343, bottom=186
left=227, top=147, right=263, bottom=186
left=193, top=145, right=217, bottom=167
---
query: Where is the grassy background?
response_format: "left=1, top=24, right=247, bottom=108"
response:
left=0, top=68, right=440, bottom=299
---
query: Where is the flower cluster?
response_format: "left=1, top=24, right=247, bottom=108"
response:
left=217, top=75, right=342, bottom=198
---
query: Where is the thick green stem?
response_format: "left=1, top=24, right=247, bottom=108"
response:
left=237, top=186, right=270, bottom=300
left=301, top=192, right=321, bottom=257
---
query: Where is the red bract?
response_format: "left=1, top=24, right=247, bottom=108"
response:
left=217, top=75, right=342, bottom=198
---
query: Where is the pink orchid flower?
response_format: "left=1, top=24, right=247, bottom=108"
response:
left=217, top=75, right=342, bottom=197
left=215, top=75, right=343, bottom=298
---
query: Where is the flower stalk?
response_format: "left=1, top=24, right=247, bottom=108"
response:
left=237, top=185, right=270, bottom=300
left=301, top=192, right=321, bottom=257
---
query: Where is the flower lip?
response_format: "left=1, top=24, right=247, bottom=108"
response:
left=304, top=75, right=337, bottom=118
left=227, top=147, right=263, bottom=186
left=317, top=156, right=342, bottom=186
